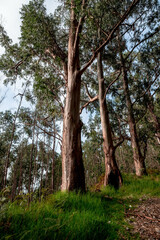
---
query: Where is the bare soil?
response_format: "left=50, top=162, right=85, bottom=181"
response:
left=126, top=198, right=160, bottom=239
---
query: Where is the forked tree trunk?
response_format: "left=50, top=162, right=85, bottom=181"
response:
left=120, top=55, right=147, bottom=176
left=61, top=0, right=140, bottom=191
left=61, top=2, right=85, bottom=191
left=60, top=0, right=141, bottom=191
left=97, top=50, right=122, bottom=189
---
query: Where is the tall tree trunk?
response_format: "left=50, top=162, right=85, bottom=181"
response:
left=62, top=77, right=85, bottom=191
left=51, top=120, right=56, bottom=192
left=60, top=0, right=141, bottom=191
left=97, top=49, right=122, bottom=189
left=18, top=143, right=24, bottom=194
left=61, top=1, right=85, bottom=191
left=45, top=145, right=50, bottom=189
left=120, top=54, right=147, bottom=176
left=32, top=131, right=38, bottom=193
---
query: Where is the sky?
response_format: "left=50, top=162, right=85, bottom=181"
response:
left=0, top=0, right=89, bottom=154
left=0, top=0, right=59, bottom=112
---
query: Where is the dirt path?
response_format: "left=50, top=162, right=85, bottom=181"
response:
left=126, top=198, right=160, bottom=239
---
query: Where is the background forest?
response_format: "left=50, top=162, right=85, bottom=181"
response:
left=0, top=0, right=159, bottom=199
left=0, top=0, right=160, bottom=239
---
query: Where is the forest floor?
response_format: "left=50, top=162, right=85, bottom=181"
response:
left=126, top=197, right=160, bottom=239
left=1, top=172, right=160, bottom=240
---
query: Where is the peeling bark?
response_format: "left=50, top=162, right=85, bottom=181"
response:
left=61, top=1, right=85, bottom=191
left=62, top=79, right=85, bottom=191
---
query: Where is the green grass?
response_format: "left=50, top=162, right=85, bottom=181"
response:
left=0, top=172, right=160, bottom=240
left=101, top=172, right=160, bottom=199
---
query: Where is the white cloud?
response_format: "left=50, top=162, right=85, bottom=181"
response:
left=0, top=0, right=30, bottom=43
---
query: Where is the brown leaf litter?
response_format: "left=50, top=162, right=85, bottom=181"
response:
left=126, top=198, right=160, bottom=239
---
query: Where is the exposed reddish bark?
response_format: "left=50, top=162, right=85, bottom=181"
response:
left=61, top=78, right=85, bottom=190
left=61, top=1, right=85, bottom=191
left=97, top=49, right=122, bottom=189
left=61, top=0, right=141, bottom=191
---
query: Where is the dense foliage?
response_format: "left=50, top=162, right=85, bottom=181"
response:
left=0, top=0, right=159, bottom=196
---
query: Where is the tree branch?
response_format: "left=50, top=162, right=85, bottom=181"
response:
left=114, top=136, right=125, bottom=150
left=73, top=0, right=87, bottom=51
left=103, top=70, right=122, bottom=101
left=80, top=95, right=98, bottom=114
left=132, top=71, right=160, bottom=106
left=125, top=26, right=160, bottom=60
left=82, top=82, right=93, bottom=99
left=79, top=0, right=140, bottom=76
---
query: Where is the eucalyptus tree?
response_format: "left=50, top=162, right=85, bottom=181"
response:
left=0, top=0, right=141, bottom=191
left=79, top=0, right=125, bottom=188
left=80, top=0, right=160, bottom=186
left=96, top=0, right=160, bottom=176
left=61, top=0, right=140, bottom=190
left=139, top=35, right=160, bottom=145
left=118, top=6, right=160, bottom=176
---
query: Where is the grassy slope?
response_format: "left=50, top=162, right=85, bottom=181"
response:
left=0, top=172, right=160, bottom=240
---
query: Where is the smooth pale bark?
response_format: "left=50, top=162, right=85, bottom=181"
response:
left=120, top=55, right=147, bottom=176
left=97, top=50, right=122, bottom=188
left=61, top=2, right=85, bottom=191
